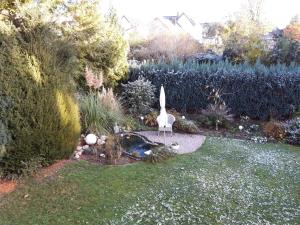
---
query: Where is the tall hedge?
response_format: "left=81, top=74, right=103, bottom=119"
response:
left=0, top=20, right=80, bottom=177
left=129, top=60, right=300, bottom=120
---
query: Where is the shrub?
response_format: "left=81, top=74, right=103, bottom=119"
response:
left=0, top=121, right=10, bottom=159
left=79, top=91, right=123, bottom=135
left=121, top=76, right=156, bottom=116
left=144, top=111, right=158, bottom=127
left=129, top=60, right=300, bottom=120
left=166, top=108, right=181, bottom=118
left=202, top=104, right=234, bottom=130
left=263, top=121, right=286, bottom=140
left=262, top=27, right=300, bottom=66
left=201, top=88, right=234, bottom=130
left=282, top=117, right=300, bottom=145
left=0, top=96, right=11, bottom=160
left=104, top=135, right=122, bottom=164
left=129, top=33, right=204, bottom=62
left=173, top=118, right=200, bottom=134
left=0, top=20, right=80, bottom=177
left=144, top=146, right=175, bottom=163
left=122, top=116, right=142, bottom=131
left=85, top=66, right=103, bottom=90
left=80, top=65, right=124, bottom=135
left=98, top=87, right=121, bottom=112
left=194, top=114, right=214, bottom=128
left=61, top=2, right=128, bottom=89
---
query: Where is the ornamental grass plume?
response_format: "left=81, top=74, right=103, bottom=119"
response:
left=85, top=66, right=103, bottom=90
left=98, top=87, right=120, bottom=112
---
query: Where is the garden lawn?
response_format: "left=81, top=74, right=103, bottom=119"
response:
left=0, top=137, right=299, bottom=225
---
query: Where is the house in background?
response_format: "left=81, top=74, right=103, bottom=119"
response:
left=120, top=12, right=223, bottom=43
left=148, top=16, right=182, bottom=35
left=120, top=16, right=134, bottom=32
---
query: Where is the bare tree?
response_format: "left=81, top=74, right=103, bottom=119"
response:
left=247, top=0, right=265, bottom=25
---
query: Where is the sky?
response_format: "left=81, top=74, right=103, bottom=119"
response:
left=101, top=0, right=300, bottom=28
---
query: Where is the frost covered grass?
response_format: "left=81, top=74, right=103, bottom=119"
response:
left=0, top=137, right=299, bottom=224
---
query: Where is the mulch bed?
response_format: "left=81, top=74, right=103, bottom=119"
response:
left=35, top=159, right=74, bottom=182
left=0, top=180, right=17, bottom=197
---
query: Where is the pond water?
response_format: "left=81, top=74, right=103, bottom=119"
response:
left=120, top=133, right=160, bottom=159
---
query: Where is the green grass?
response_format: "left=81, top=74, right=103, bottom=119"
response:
left=0, top=137, right=299, bottom=224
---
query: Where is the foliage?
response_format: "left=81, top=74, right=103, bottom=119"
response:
left=4, top=1, right=128, bottom=90
left=0, top=0, right=31, bottom=11
left=122, top=116, right=143, bottom=131
left=194, top=114, right=215, bottom=128
left=284, top=16, right=300, bottom=41
left=61, top=2, right=129, bottom=88
left=221, top=21, right=267, bottom=64
left=271, top=37, right=300, bottom=65
left=85, top=66, right=103, bottom=90
left=129, top=33, right=203, bottom=62
left=0, top=14, right=80, bottom=177
left=264, top=18, right=300, bottom=65
left=173, top=118, right=200, bottom=134
left=79, top=92, right=123, bottom=135
left=201, top=88, right=234, bottom=130
left=0, top=121, right=10, bottom=159
left=129, top=60, right=300, bottom=120
left=80, top=64, right=124, bottom=135
left=166, top=109, right=181, bottom=118
left=98, top=87, right=120, bottom=113
left=104, top=135, right=122, bottom=164
left=282, top=117, right=300, bottom=145
left=144, top=111, right=158, bottom=127
left=202, top=104, right=233, bottom=130
left=263, top=121, right=286, bottom=140
left=220, top=0, right=269, bottom=64
left=143, top=146, right=175, bottom=163
left=0, top=96, right=11, bottom=158
left=121, top=76, right=156, bottom=116
left=18, top=156, right=45, bottom=177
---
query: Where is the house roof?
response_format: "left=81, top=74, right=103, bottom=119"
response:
left=120, top=15, right=135, bottom=31
left=119, top=12, right=204, bottom=40
left=163, top=12, right=196, bottom=27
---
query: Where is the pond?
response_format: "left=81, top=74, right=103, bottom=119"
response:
left=120, top=133, right=161, bottom=159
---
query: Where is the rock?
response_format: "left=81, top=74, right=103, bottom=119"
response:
left=144, top=150, right=152, bottom=155
left=114, top=123, right=120, bottom=134
left=82, top=145, right=89, bottom=150
left=249, top=124, right=260, bottom=132
left=100, top=135, right=107, bottom=141
left=82, top=147, right=95, bottom=155
left=76, top=146, right=83, bottom=151
left=85, top=134, right=97, bottom=145
left=97, top=139, right=105, bottom=145
left=100, top=153, right=106, bottom=158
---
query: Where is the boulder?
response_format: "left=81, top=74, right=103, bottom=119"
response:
left=85, top=134, right=97, bottom=145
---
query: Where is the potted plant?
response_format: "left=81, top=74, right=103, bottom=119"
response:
left=170, top=142, right=180, bottom=150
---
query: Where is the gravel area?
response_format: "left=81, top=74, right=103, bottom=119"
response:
left=137, top=131, right=206, bottom=154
